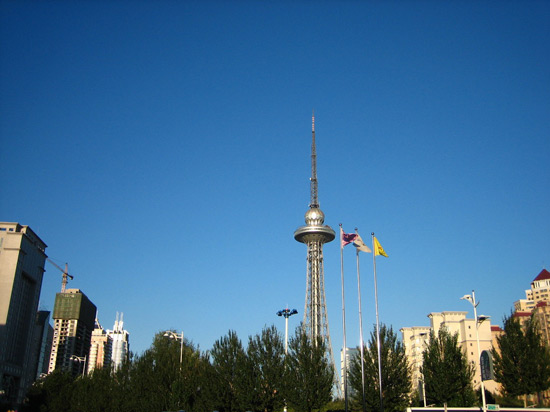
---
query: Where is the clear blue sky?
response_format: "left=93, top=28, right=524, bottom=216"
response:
left=1, top=1, right=549, bottom=361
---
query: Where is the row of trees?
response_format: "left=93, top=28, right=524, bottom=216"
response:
left=346, top=314, right=550, bottom=411
left=23, top=325, right=334, bottom=412
left=21, top=314, right=550, bottom=412
left=347, top=325, right=476, bottom=411
left=493, top=315, right=550, bottom=406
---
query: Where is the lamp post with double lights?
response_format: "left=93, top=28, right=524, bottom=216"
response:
left=163, top=330, right=184, bottom=366
left=277, top=308, right=298, bottom=412
left=277, top=308, right=298, bottom=354
left=70, top=355, right=87, bottom=377
left=461, top=291, right=490, bottom=412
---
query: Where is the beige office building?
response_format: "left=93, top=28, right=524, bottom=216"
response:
left=400, top=326, right=431, bottom=400
left=429, top=311, right=497, bottom=393
left=0, top=222, right=47, bottom=407
left=87, top=319, right=112, bottom=374
left=401, top=311, right=500, bottom=401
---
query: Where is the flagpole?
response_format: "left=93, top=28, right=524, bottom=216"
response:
left=340, top=225, right=348, bottom=412
left=355, top=228, right=366, bottom=412
left=372, top=232, right=384, bottom=412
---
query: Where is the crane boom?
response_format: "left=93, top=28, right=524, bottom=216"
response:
left=46, top=258, right=74, bottom=293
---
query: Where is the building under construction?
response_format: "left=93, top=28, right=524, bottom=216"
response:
left=48, top=288, right=97, bottom=376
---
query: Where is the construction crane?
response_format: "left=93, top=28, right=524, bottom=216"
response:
left=46, top=258, right=74, bottom=293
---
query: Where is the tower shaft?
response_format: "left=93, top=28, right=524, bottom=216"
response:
left=304, top=239, right=329, bottom=340
left=294, top=116, right=339, bottom=395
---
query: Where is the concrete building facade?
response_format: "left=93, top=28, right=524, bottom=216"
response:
left=87, top=319, right=112, bottom=374
left=31, top=310, right=53, bottom=380
left=400, top=326, right=431, bottom=401
left=0, top=222, right=47, bottom=406
left=401, top=311, right=499, bottom=402
left=514, top=269, right=550, bottom=314
left=428, top=311, right=497, bottom=393
left=532, top=301, right=550, bottom=345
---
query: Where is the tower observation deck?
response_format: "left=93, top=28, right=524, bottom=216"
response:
left=294, top=115, right=338, bottom=392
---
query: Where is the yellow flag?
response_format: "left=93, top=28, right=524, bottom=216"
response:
left=373, top=236, right=388, bottom=257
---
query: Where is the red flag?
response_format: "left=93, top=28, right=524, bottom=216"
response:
left=341, top=230, right=358, bottom=248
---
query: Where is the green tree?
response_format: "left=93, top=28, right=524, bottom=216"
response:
left=348, top=324, right=412, bottom=412
left=130, top=333, right=181, bottom=411
left=109, top=354, right=135, bottom=412
left=210, top=330, right=248, bottom=412
left=24, top=369, right=76, bottom=412
left=70, top=366, right=115, bottom=412
left=24, top=333, right=213, bottom=412
left=284, top=326, right=333, bottom=412
left=127, top=331, right=208, bottom=412
left=187, top=351, right=217, bottom=412
left=421, top=328, right=476, bottom=407
left=245, top=325, right=286, bottom=412
left=492, top=314, right=550, bottom=406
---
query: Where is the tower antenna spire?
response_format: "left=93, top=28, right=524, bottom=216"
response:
left=295, top=114, right=339, bottom=396
left=310, top=112, right=319, bottom=209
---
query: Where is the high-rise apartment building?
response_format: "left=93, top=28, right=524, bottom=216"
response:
left=48, top=288, right=97, bottom=376
left=31, top=310, right=53, bottom=380
left=87, top=319, right=112, bottom=374
left=510, top=269, right=550, bottom=406
left=532, top=301, right=550, bottom=344
left=107, top=312, right=129, bottom=371
left=0, top=222, right=47, bottom=406
left=527, top=269, right=550, bottom=303
left=515, top=269, right=550, bottom=310
left=513, top=269, right=550, bottom=345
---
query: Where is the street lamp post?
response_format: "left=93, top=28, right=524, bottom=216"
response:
left=277, top=308, right=298, bottom=412
left=277, top=308, right=298, bottom=354
left=70, top=355, right=87, bottom=377
left=164, top=330, right=184, bottom=366
left=461, top=290, right=489, bottom=412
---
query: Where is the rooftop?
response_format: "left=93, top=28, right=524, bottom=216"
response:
left=533, top=269, right=550, bottom=282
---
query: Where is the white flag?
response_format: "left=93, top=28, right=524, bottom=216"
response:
left=353, top=234, right=372, bottom=253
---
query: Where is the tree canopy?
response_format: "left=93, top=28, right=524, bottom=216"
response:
left=246, top=325, right=286, bottom=412
left=492, top=314, right=550, bottom=406
left=421, top=328, right=476, bottom=407
left=23, top=325, right=335, bottom=412
left=284, top=326, right=334, bottom=412
left=348, top=324, right=412, bottom=412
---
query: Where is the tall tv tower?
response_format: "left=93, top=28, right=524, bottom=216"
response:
left=294, top=115, right=338, bottom=385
